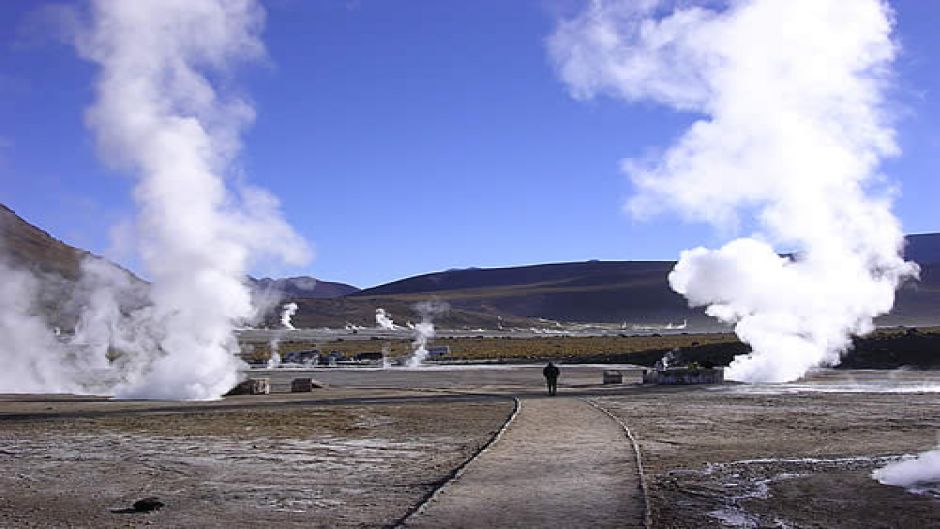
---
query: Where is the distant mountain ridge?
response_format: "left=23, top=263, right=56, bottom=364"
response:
left=350, top=260, right=692, bottom=326
left=357, top=260, right=673, bottom=297
left=249, top=276, right=359, bottom=299
left=359, top=235, right=938, bottom=298
left=340, top=235, right=940, bottom=328
left=2, top=201, right=938, bottom=329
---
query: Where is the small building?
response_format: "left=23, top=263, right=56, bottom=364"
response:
left=642, top=367, right=723, bottom=385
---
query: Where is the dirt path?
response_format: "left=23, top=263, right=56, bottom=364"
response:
left=404, top=396, right=644, bottom=528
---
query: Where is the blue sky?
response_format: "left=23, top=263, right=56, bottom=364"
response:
left=1, top=0, right=938, bottom=288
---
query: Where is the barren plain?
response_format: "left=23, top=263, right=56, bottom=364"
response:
left=1, top=363, right=940, bottom=528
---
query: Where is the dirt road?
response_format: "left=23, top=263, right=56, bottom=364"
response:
left=405, top=396, right=645, bottom=528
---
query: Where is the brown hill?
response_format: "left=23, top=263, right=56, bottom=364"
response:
left=0, top=204, right=148, bottom=328
left=0, top=204, right=91, bottom=281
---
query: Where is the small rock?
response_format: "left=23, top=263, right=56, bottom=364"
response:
left=132, top=497, right=164, bottom=512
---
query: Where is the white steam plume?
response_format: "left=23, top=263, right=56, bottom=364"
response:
left=874, top=447, right=940, bottom=493
left=77, top=0, right=311, bottom=400
left=267, top=340, right=281, bottom=369
left=280, top=302, right=298, bottom=330
left=549, top=0, right=917, bottom=383
left=406, top=301, right=449, bottom=368
left=375, top=308, right=397, bottom=330
left=0, top=260, right=80, bottom=393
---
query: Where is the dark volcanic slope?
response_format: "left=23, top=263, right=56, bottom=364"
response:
left=359, top=261, right=672, bottom=296
left=0, top=204, right=147, bottom=328
left=0, top=204, right=89, bottom=280
left=346, top=236, right=940, bottom=326
left=352, top=260, right=701, bottom=325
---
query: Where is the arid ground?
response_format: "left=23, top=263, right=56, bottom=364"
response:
left=2, top=362, right=940, bottom=528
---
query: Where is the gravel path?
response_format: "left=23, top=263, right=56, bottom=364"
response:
left=405, top=396, right=644, bottom=528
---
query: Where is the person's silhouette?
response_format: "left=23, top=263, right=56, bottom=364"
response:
left=543, top=362, right=560, bottom=396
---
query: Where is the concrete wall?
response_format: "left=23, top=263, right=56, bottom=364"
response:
left=642, top=368, right=723, bottom=385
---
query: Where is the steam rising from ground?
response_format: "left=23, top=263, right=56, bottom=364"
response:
left=874, top=448, right=940, bottom=493
left=406, top=301, right=449, bottom=368
left=280, top=302, right=299, bottom=330
left=550, top=0, right=917, bottom=383
left=266, top=303, right=297, bottom=368
left=0, top=261, right=80, bottom=393
left=62, top=0, right=309, bottom=400
left=375, top=308, right=397, bottom=330
left=267, top=349, right=281, bottom=369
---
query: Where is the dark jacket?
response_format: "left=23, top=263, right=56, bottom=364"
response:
left=543, top=364, right=560, bottom=380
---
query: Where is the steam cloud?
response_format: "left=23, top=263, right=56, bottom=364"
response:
left=549, top=0, right=917, bottom=383
left=406, top=301, right=449, bottom=368
left=267, top=347, right=281, bottom=369
left=280, top=302, right=299, bottom=330
left=874, top=447, right=940, bottom=492
left=0, top=260, right=80, bottom=393
left=375, top=308, right=397, bottom=330
left=69, top=0, right=310, bottom=400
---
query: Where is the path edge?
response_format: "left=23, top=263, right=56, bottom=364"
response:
left=390, top=396, right=522, bottom=529
left=583, top=397, right=653, bottom=529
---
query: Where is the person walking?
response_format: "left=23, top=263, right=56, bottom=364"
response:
left=543, top=361, right=560, bottom=396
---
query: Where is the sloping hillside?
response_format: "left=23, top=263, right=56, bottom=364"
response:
left=1, top=203, right=364, bottom=328
left=0, top=204, right=93, bottom=281
left=0, top=204, right=147, bottom=328
left=354, top=260, right=697, bottom=325
left=332, top=237, right=940, bottom=328
left=249, top=276, right=359, bottom=299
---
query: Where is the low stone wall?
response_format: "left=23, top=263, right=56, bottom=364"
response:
left=226, top=378, right=271, bottom=395
left=290, top=378, right=328, bottom=392
left=642, top=368, right=723, bottom=385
